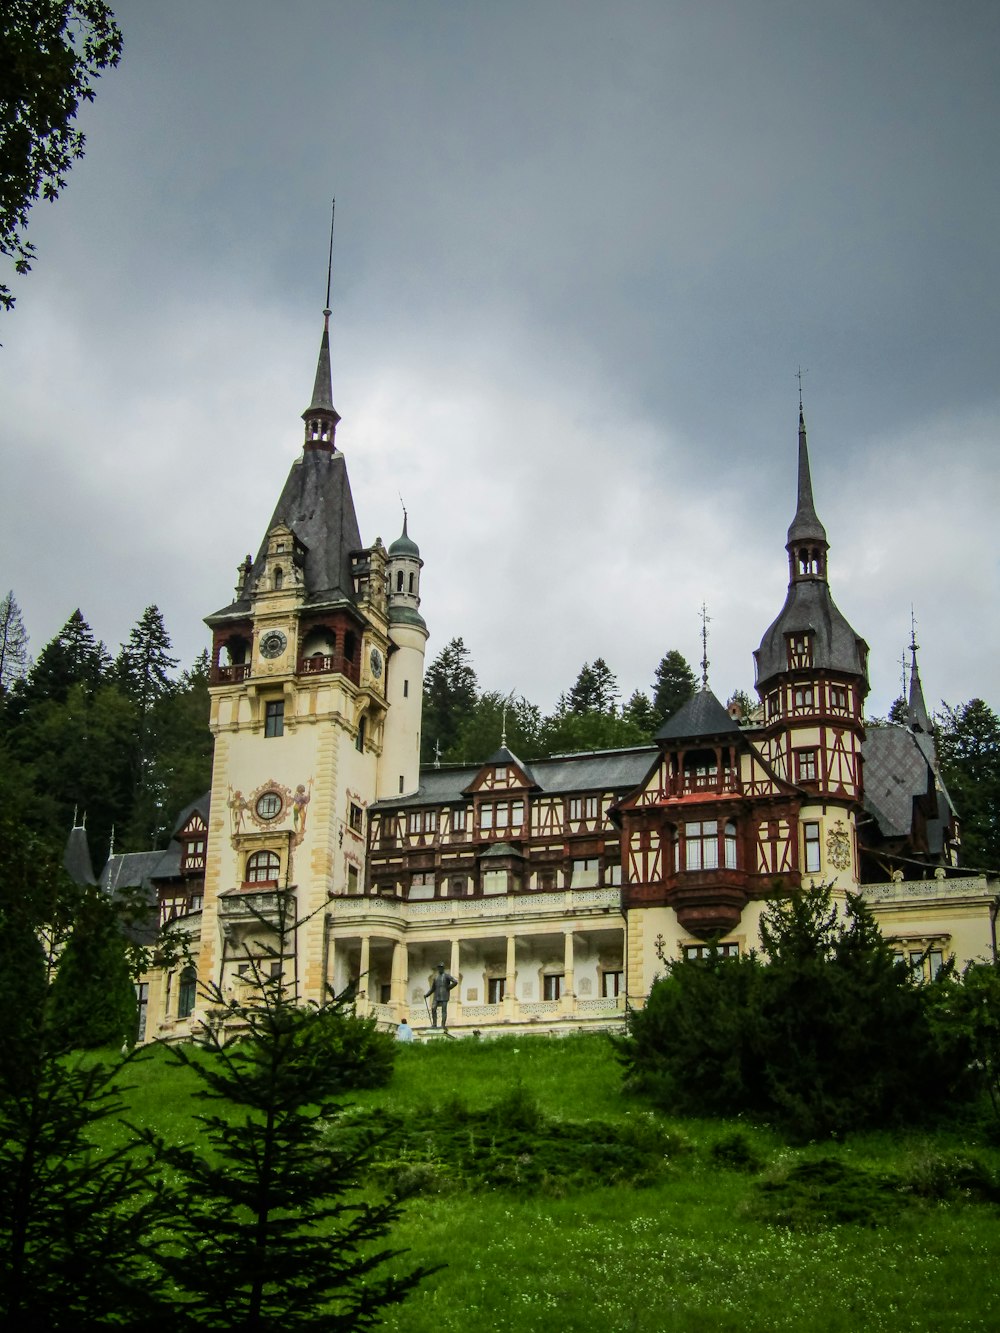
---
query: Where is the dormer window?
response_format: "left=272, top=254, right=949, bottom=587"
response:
left=787, top=633, right=813, bottom=669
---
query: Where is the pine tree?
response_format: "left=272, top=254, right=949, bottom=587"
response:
left=143, top=902, right=432, bottom=1329
left=48, top=888, right=138, bottom=1049
left=0, top=817, right=167, bottom=1327
left=0, top=590, right=30, bottom=695
left=12, top=609, right=108, bottom=708
left=421, top=637, right=479, bottom=762
left=936, top=698, right=1000, bottom=868
left=446, top=690, right=542, bottom=764
left=622, top=689, right=657, bottom=737
left=566, top=658, right=619, bottom=715
left=115, top=604, right=179, bottom=718
left=651, top=650, right=696, bottom=724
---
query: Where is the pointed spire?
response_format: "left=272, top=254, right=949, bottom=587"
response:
left=906, top=613, right=932, bottom=733
left=302, top=203, right=342, bottom=451
left=786, top=405, right=827, bottom=546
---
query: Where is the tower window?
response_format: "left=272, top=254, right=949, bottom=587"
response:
left=408, top=572, right=415, bottom=593
left=273, top=567, right=283, bottom=590
left=795, top=750, right=818, bottom=782
left=356, top=716, right=366, bottom=752
left=803, top=822, right=821, bottom=874
left=792, top=685, right=814, bottom=713
left=264, top=700, right=284, bottom=737
left=403, top=679, right=409, bottom=698
left=787, top=633, right=813, bottom=669
left=246, top=850, right=280, bottom=883
left=396, top=571, right=404, bottom=592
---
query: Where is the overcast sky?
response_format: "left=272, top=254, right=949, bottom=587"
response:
left=2, top=0, right=998, bottom=722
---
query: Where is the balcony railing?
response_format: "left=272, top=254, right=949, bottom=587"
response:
left=214, top=663, right=251, bottom=684
left=328, top=885, right=622, bottom=923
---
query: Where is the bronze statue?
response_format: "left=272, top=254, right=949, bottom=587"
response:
left=425, top=962, right=458, bottom=1029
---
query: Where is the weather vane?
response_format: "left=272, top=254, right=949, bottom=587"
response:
left=699, top=603, right=711, bottom=690
left=796, top=365, right=808, bottom=411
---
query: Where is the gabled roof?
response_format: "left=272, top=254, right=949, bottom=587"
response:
left=862, top=725, right=953, bottom=852
left=373, top=746, right=656, bottom=810
left=655, top=689, right=741, bottom=741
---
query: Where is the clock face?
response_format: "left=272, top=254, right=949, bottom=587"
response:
left=369, top=647, right=383, bottom=678
left=260, top=630, right=287, bottom=660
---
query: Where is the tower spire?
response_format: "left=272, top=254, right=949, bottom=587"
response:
left=906, top=609, right=932, bottom=733
left=699, top=603, right=711, bottom=691
left=785, top=389, right=829, bottom=585
left=302, top=200, right=341, bottom=451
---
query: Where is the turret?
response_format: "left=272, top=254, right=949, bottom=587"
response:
left=379, top=514, right=428, bottom=800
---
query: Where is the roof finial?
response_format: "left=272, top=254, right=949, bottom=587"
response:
left=906, top=607, right=932, bottom=733
left=399, top=494, right=408, bottom=535
left=796, top=365, right=808, bottom=420
left=109, top=823, right=115, bottom=857
left=699, top=603, right=711, bottom=691
left=324, top=197, right=335, bottom=321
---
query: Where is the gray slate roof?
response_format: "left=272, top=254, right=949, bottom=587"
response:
left=862, top=726, right=952, bottom=852
left=755, top=579, right=868, bottom=687
left=655, top=688, right=740, bottom=741
left=374, top=746, right=656, bottom=810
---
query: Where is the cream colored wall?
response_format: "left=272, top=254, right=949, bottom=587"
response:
left=379, top=621, right=426, bottom=800
left=797, top=802, right=860, bottom=891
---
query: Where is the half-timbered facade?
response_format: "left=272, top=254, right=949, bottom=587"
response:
left=124, top=305, right=994, bottom=1043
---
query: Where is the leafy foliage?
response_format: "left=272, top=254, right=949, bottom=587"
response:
left=619, top=884, right=962, bottom=1139
left=937, top=698, right=1000, bottom=868
left=48, top=886, right=138, bottom=1049
left=0, top=818, right=166, bottom=1327
left=0, top=0, right=123, bottom=310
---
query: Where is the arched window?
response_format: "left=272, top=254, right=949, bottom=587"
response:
left=178, top=965, right=197, bottom=1019
left=273, top=567, right=283, bottom=590
left=408, top=572, right=416, bottom=593
left=396, top=570, right=404, bottom=592
left=246, top=850, right=280, bottom=884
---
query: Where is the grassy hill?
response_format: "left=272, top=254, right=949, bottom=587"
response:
left=117, top=1032, right=1000, bottom=1332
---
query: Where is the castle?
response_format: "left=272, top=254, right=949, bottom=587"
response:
left=100, top=310, right=997, bottom=1041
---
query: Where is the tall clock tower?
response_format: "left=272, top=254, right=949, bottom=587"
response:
left=197, top=309, right=415, bottom=1004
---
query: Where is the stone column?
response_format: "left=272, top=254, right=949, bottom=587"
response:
left=562, top=929, right=577, bottom=1017
left=358, top=933, right=371, bottom=1017
left=391, top=939, right=408, bottom=1020
left=449, top=937, right=462, bottom=1026
left=504, top=933, right=517, bottom=1020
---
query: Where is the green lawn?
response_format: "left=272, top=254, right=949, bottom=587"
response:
left=114, top=1034, right=1000, bottom=1332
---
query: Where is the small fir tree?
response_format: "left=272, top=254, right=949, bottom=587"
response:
left=651, top=650, right=696, bottom=725
left=143, top=900, right=432, bottom=1329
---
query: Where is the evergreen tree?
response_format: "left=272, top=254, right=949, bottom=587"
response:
left=11, top=608, right=108, bottom=709
left=0, top=590, right=30, bottom=695
left=622, top=689, right=658, bottom=737
left=115, top=604, right=179, bottom=717
left=142, top=904, right=432, bottom=1329
left=538, top=708, right=647, bottom=756
left=421, top=637, right=478, bottom=763
left=937, top=698, right=1000, bottom=868
left=565, top=658, right=619, bottom=715
left=48, top=888, right=138, bottom=1049
left=0, top=818, right=167, bottom=1328
left=651, top=650, right=696, bottom=724
left=446, top=690, right=542, bottom=765
left=887, top=694, right=908, bottom=724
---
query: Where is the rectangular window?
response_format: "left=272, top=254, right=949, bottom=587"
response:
left=792, top=685, right=814, bottom=713
left=571, top=857, right=599, bottom=888
left=403, top=679, right=409, bottom=698
left=685, top=821, right=719, bottom=871
left=380, top=983, right=392, bottom=1004
left=480, top=804, right=494, bottom=830
left=269, top=962, right=283, bottom=980
left=408, top=873, right=434, bottom=900
left=795, top=749, right=818, bottom=782
left=543, top=974, right=563, bottom=1001
left=684, top=943, right=739, bottom=961
left=804, top=822, right=821, bottom=873
left=264, top=699, right=284, bottom=737
left=450, top=806, right=466, bottom=833
left=483, top=868, right=508, bottom=896
left=347, top=864, right=359, bottom=893
left=788, top=633, right=813, bottom=668
left=830, top=685, right=848, bottom=712
left=605, top=862, right=622, bottom=886
left=349, top=802, right=363, bottom=833
left=496, top=803, right=509, bottom=829
left=928, top=949, right=944, bottom=980
left=602, top=970, right=623, bottom=997
left=488, top=977, right=506, bottom=1004
left=189, top=892, right=203, bottom=913
left=568, top=797, right=582, bottom=821
left=585, top=795, right=599, bottom=820
left=408, top=812, right=421, bottom=835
